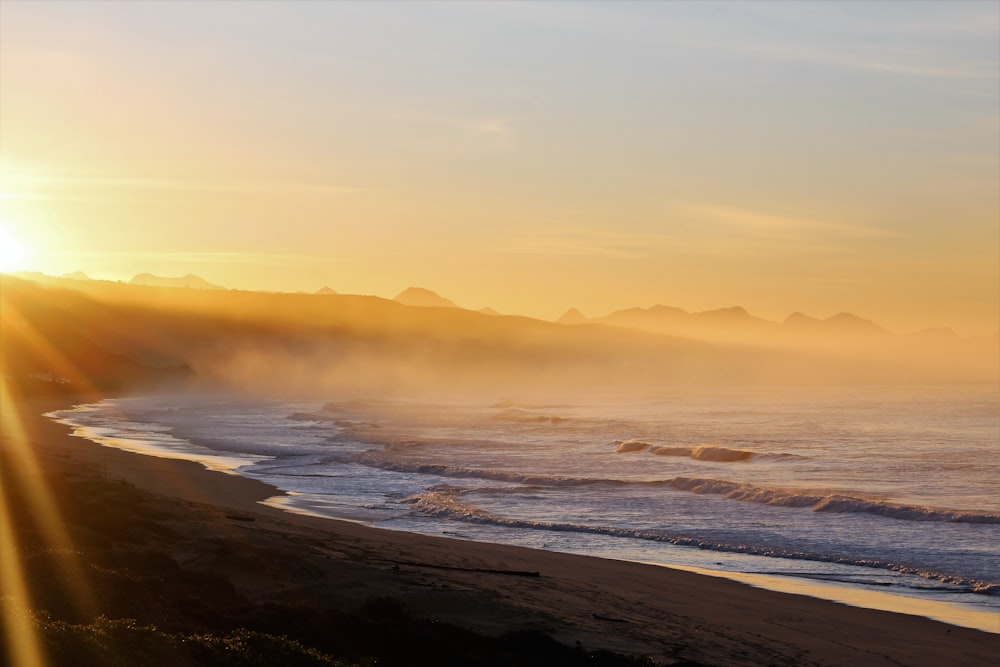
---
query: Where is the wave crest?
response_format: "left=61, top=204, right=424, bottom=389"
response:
left=614, top=439, right=650, bottom=453
left=649, top=444, right=795, bottom=462
left=405, top=487, right=999, bottom=594
left=344, top=452, right=999, bottom=524
left=349, top=452, right=617, bottom=487
left=667, top=477, right=1000, bottom=523
left=690, top=445, right=753, bottom=462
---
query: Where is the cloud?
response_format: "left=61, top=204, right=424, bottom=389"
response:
left=669, top=202, right=896, bottom=242
left=57, top=250, right=318, bottom=265
left=0, top=163, right=369, bottom=201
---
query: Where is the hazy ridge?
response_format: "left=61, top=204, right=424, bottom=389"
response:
left=2, top=273, right=996, bottom=398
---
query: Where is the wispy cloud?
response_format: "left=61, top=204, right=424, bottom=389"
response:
left=0, top=163, right=368, bottom=201
left=58, top=249, right=320, bottom=265
left=669, top=202, right=896, bottom=242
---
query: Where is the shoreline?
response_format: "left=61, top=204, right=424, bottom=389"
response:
left=48, top=394, right=1000, bottom=636
left=7, top=393, right=1000, bottom=666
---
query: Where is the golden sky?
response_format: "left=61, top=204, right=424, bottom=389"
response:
left=1, top=1, right=998, bottom=334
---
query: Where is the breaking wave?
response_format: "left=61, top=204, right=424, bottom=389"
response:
left=405, top=486, right=1000, bottom=595
left=651, top=444, right=753, bottom=461
left=345, top=452, right=622, bottom=487
left=614, top=439, right=651, bottom=453
left=613, top=442, right=797, bottom=461
left=667, top=477, right=1000, bottom=524
left=342, top=452, right=998, bottom=524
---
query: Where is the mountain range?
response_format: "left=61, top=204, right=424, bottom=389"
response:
left=393, top=287, right=458, bottom=308
left=557, top=304, right=901, bottom=346
left=11, top=271, right=984, bottom=345
left=130, top=273, right=226, bottom=290
left=3, top=273, right=995, bottom=396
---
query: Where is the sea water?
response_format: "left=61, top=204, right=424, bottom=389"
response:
left=49, top=385, right=1000, bottom=632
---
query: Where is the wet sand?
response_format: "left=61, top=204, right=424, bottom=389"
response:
left=4, top=394, right=999, bottom=666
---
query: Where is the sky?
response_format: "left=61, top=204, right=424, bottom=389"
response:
left=1, top=1, right=998, bottom=334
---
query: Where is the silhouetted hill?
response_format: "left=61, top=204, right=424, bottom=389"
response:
left=130, top=273, right=225, bottom=290
left=696, top=306, right=758, bottom=323
left=588, top=304, right=776, bottom=342
left=783, top=312, right=818, bottom=327
left=11, top=271, right=50, bottom=281
left=62, top=271, right=93, bottom=281
left=315, top=286, right=339, bottom=295
left=567, top=303, right=898, bottom=348
left=1, top=277, right=191, bottom=395
left=2, top=275, right=735, bottom=394
left=784, top=312, right=887, bottom=337
left=556, top=308, right=588, bottom=325
left=3, top=275, right=994, bottom=394
left=478, top=307, right=500, bottom=316
left=393, top=287, right=458, bottom=308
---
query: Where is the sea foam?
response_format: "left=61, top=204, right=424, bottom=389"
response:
left=667, top=477, right=1000, bottom=523
left=404, top=485, right=1000, bottom=595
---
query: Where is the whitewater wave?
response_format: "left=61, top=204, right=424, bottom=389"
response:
left=667, top=477, right=1000, bottom=524
left=405, top=486, right=1000, bottom=595
left=343, top=453, right=999, bottom=524
left=613, top=442, right=797, bottom=462
left=651, top=444, right=753, bottom=461
left=614, top=439, right=650, bottom=453
left=347, top=452, right=617, bottom=487
left=348, top=452, right=1000, bottom=524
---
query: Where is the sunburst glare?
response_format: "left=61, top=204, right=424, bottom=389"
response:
left=0, top=222, right=33, bottom=273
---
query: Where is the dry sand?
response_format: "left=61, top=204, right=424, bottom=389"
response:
left=4, top=394, right=999, bottom=666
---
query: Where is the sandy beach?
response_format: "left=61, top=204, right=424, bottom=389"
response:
left=3, top=392, right=998, bottom=667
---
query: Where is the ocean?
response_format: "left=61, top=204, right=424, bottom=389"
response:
left=48, top=384, right=1000, bottom=633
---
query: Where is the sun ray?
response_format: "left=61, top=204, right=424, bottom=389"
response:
left=1, top=285, right=103, bottom=649
left=2, top=295, right=102, bottom=395
left=0, top=380, right=51, bottom=667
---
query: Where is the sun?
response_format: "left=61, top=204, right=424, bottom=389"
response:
left=0, top=223, right=33, bottom=272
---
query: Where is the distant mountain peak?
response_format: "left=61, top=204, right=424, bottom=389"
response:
left=62, top=271, right=92, bottom=281
left=315, top=286, right=339, bottom=295
left=556, top=308, right=588, bottom=325
left=393, top=287, right=458, bottom=308
left=478, top=307, right=500, bottom=316
left=782, top=311, right=886, bottom=335
left=698, top=305, right=752, bottom=319
left=129, top=273, right=225, bottom=290
left=783, top=312, right=818, bottom=326
left=648, top=304, right=688, bottom=316
left=824, top=313, right=887, bottom=334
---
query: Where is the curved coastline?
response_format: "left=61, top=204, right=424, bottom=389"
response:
left=42, top=396, right=1000, bottom=640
